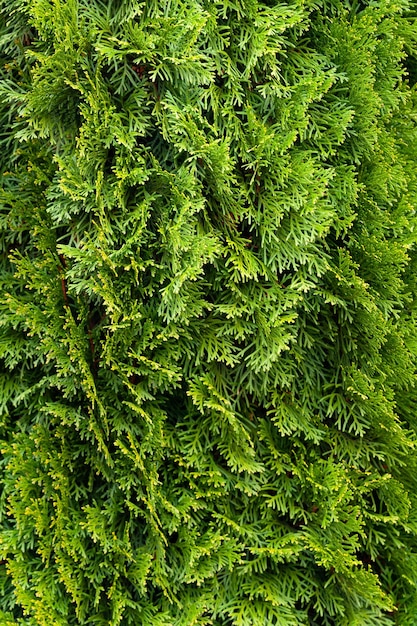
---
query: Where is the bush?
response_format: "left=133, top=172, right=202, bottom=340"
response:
left=1, top=0, right=417, bottom=624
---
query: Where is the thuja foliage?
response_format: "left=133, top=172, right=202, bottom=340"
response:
left=1, top=0, right=417, bottom=623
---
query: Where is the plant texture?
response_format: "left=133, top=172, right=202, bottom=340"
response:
left=1, top=0, right=417, bottom=624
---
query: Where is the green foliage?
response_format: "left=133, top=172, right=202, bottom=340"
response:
left=1, top=0, right=417, bottom=623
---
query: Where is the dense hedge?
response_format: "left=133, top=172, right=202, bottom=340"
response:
left=1, top=0, right=417, bottom=624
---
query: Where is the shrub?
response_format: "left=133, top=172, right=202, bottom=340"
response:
left=1, top=0, right=417, bottom=624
